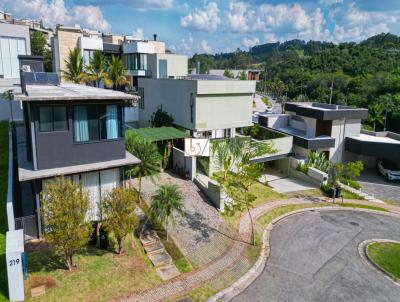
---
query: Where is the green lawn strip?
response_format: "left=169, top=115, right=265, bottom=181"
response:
left=341, top=202, right=388, bottom=212
left=25, top=234, right=161, bottom=302
left=139, top=201, right=193, bottom=273
left=342, top=189, right=365, bottom=200
left=367, top=242, right=400, bottom=279
left=0, top=121, right=9, bottom=302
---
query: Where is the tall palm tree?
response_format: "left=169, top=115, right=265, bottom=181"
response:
left=368, top=102, right=384, bottom=131
left=151, top=184, right=184, bottom=241
left=85, top=50, right=110, bottom=87
left=107, top=55, right=129, bottom=90
left=63, top=48, right=84, bottom=83
left=125, top=132, right=161, bottom=197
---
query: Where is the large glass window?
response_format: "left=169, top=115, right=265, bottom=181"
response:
left=123, top=53, right=148, bottom=70
left=39, top=106, right=68, bottom=132
left=73, top=104, right=123, bottom=143
left=0, top=36, right=26, bottom=78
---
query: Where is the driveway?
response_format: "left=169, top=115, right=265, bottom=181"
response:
left=130, top=172, right=234, bottom=266
left=359, top=169, right=400, bottom=204
left=233, top=210, right=400, bottom=302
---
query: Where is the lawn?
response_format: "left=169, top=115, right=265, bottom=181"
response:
left=24, top=234, right=162, bottom=301
left=367, top=242, right=400, bottom=279
left=0, top=121, right=9, bottom=302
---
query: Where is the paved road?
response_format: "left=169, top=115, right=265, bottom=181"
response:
left=233, top=210, right=400, bottom=302
left=359, top=169, right=400, bottom=203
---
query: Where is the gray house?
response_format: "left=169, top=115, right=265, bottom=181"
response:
left=13, top=71, right=140, bottom=239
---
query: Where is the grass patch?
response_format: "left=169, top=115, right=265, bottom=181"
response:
left=368, top=242, right=400, bottom=279
left=0, top=121, right=9, bottom=302
left=383, top=199, right=400, bottom=206
left=139, top=201, right=192, bottom=273
left=25, top=234, right=161, bottom=301
left=341, top=203, right=388, bottom=212
left=342, top=189, right=364, bottom=200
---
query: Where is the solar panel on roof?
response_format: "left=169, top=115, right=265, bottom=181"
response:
left=23, top=72, right=36, bottom=85
left=47, top=73, right=60, bottom=86
left=35, top=72, right=47, bottom=84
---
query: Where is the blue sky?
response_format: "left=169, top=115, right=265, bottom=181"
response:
left=2, top=0, right=400, bottom=55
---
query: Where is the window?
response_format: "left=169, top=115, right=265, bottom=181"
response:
left=83, top=49, right=94, bottom=66
left=138, top=87, right=145, bottom=110
left=39, top=106, right=68, bottom=132
left=123, top=53, right=148, bottom=70
left=0, top=37, right=26, bottom=78
left=73, top=104, right=123, bottom=143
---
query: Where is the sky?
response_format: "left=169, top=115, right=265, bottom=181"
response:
left=2, top=0, right=400, bottom=56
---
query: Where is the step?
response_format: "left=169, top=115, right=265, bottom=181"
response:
left=156, top=263, right=181, bottom=281
left=144, top=241, right=164, bottom=254
left=140, top=229, right=160, bottom=247
left=147, top=249, right=173, bottom=267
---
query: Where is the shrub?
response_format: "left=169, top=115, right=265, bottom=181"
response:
left=297, top=163, right=309, bottom=174
left=344, top=178, right=362, bottom=190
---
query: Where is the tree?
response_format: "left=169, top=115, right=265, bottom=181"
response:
left=101, top=188, right=139, bottom=254
left=149, top=105, right=174, bottom=127
left=378, top=94, right=394, bottom=131
left=41, top=177, right=92, bottom=270
left=30, top=31, right=47, bottom=56
left=85, top=50, right=111, bottom=87
left=107, top=55, right=129, bottom=90
left=125, top=132, right=161, bottom=197
left=2, top=90, right=14, bottom=121
left=217, top=138, right=275, bottom=245
left=368, top=102, right=384, bottom=131
left=151, top=184, right=184, bottom=241
left=223, top=69, right=234, bottom=78
left=238, top=70, right=248, bottom=80
left=328, top=163, right=343, bottom=203
left=63, top=48, right=85, bottom=84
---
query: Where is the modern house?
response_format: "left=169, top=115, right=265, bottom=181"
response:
left=12, top=68, right=140, bottom=239
left=259, top=102, right=368, bottom=163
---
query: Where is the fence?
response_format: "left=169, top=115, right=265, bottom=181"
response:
left=15, top=215, right=38, bottom=241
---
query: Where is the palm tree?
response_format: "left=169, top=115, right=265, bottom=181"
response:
left=107, top=55, right=129, bottom=90
left=368, top=102, right=384, bottom=131
left=125, top=132, right=161, bottom=197
left=63, top=48, right=84, bottom=83
left=2, top=90, right=14, bottom=121
left=85, top=50, right=110, bottom=87
left=151, top=184, right=184, bottom=241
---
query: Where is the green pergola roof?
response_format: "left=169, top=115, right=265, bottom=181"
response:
left=128, top=127, right=189, bottom=142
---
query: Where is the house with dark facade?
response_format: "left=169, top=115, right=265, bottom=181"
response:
left=13, top=70, right=140, bottom=239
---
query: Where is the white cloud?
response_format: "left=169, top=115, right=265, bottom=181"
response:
left=200, top=39, right=212, bottom=53
left=132, top=28, right=144, bottom=40
left=264, top=32, right=278, bottom=43
left=77, top=0, right=173, bottom=11
left=242, top=36, right=259, bottom=48
left=319, top=0, right=343, bottom=6
left=177, top=33, right=193, bottom=55
left=0, top=0, right=111, bottom=31
left=331, top=3, right=398, bottom=42
left=227, top=1, right=250, bottom=33
left=180, top=2, right=221, bottom=32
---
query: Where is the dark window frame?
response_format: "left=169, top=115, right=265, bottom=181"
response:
left=38, top=105, right=68, bottom=132
left=72, top=104, right=124, bottom=144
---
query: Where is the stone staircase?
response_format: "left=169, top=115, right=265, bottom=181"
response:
left=136, top=208, right=180, bottom=281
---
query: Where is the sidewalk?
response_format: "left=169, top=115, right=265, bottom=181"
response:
left=116, top=195, right=400, bottom=302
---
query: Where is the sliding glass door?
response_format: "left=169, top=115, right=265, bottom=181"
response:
left=82, top=172, right=100, bottom=221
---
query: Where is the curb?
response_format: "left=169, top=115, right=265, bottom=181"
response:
left=207, top=206, right=400, bottom=302
left=359, top=239, right=400, bottom=286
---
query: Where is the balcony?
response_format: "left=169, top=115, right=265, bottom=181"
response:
left=127, top=69, right=152, bottom=77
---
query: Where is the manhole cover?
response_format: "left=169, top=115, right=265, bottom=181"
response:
left=349, top=221, right=359, bottom=226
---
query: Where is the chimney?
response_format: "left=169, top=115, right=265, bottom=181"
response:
left=153, top=34, right=157, bottom=41
left=196, top=61, right=200, bottom=74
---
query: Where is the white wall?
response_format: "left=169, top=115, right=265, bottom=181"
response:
left=123, top=41, right=154, bottom=54
left=79, top=36, right=103, bottom=51
left=303, top=117, right=316, bottom=137
left=147, top=53, right=188, bottom=79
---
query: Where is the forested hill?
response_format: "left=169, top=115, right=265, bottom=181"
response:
left=189, top=33, right=400, bottom=132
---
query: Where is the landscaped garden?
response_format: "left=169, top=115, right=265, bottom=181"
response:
left=367, top=242, right=400, bottom=280
left=0, top=121, right=9, bottom=302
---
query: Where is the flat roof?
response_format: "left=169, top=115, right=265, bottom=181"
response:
left=19, top=151, right=140, bottom=181
left=128, top=127, right=189, bottom=142
left=349, top=134, right=400, bottom=144
left=15, top=83, right=140, bottom=102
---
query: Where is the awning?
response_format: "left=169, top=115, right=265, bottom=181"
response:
left=127, top=127, right=189, bottom=142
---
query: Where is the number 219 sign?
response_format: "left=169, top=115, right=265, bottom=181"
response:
left=185, top=138, right=210, bottom=157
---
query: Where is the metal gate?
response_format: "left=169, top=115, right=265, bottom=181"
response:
left=15, top=215, right=38, bottom=241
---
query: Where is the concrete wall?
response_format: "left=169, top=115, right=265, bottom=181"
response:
left=148, top=53, right=188, bottom=79
left=148, top=40, right=165, bottom=54
left=303, top=117, right=316, bottom=137
left=172, top=147, right=195, bottom=180
left=52, top=29, right=82, bottom=79
left=0, top=22, right=31, bottom=54
left=138, top=78, right=254, bottom=131
left=0, top=101, right=23, bottom=121
left=123, top=41, right=154, bottom=54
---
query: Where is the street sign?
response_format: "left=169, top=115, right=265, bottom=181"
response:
left=184, top=138, right=210, bottom=157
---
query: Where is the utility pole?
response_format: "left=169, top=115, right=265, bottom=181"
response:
left=329, top=79, right=334, bottom=104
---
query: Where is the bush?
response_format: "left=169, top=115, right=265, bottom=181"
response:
left=297, top=163, right=309, bottom=174
left=344, top=178, right=362, bottom=190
